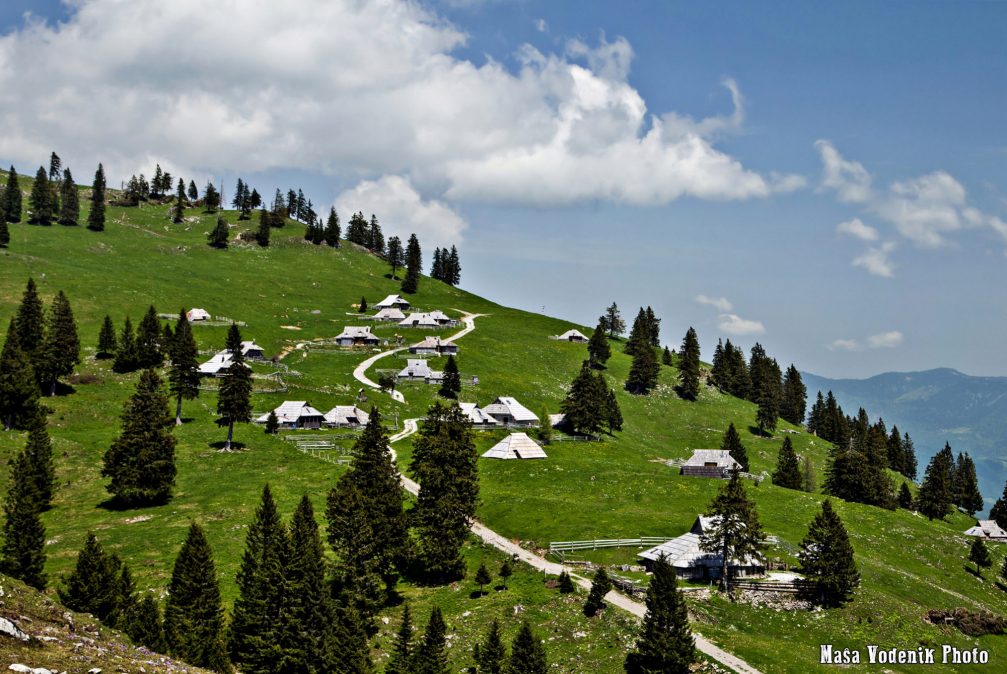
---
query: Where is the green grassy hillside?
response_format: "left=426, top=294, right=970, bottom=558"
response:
left=0, top=176, right=1005, bottom=672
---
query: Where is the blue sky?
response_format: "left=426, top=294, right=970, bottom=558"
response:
left=2, top=1, right=1006, bottom=378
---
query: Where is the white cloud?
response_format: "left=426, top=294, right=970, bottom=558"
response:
left=827, top=339, right=860, bottom=352
left=836, top=217, right=878, bottom=242
left=694, top=294, right=733, bottom=311
left=0, top=1, right=802, bottom=209
left=852, top=241, right=896, bottom=278
left=815, top=140, right=872, bottom=204
left=535, top=18, right=548, bottom=33
left=335, top=175, right=467, bottom=248
left=717, top=313, right=765, bottom=336
left=867, top=330, right=904, bottom=348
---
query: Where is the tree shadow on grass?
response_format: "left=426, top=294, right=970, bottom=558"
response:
left=97, top=496, right=169, bottom=512
left=208, top=440, right=247, bottom=451
left=964, top=565, right=985, bottom=580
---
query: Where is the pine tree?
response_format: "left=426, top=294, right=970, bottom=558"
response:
left=187, top=180, right=198, bottom=202
left=323, top=207, right=341, bottom=247
left=756, top=387, right=779, bottom=435
left=58, top=168, right=79, bottom=225
left=402, top=233, right=422, bottom=294
left=169, top=311, right=200, bottom=425
left=22, top=414, right=55, bottom=510
left=410, top=402, right=479, bottom=581
left=475, top=619, right=506, bottom=674
left=558, top=570, right=575, bottom=593
left=700, top=471, right=765, bottom=590
left=102, top=369, right=177, bottom=506
left=208, top=216, right=229, bottom=248
left=225, top=322, right=242, bottom=355
left=625, top=340, right=659, bottom=395
left=126, top=595, right=165, bottom=652
left=4, top=166, right=22, bottom=223
left=431, top=248, right=443, bottom=280
left=358, top=296, right=367, bottom=313
left=953, top=452, right=984, bottom=515
left=14, top=277, right=45, bottom=363
left=38, top=290, right=80, bottom=395
left=798, top=500, right=859, bottom=607
left=624, top=308, right=649, bottom=356
left=474, top=563, right=492, bottom=596
left=28, top=166, right=55, bottom=225
left=136, top=305, right=164, bottom=368
left=499, top=559, right=513, bottom=590
left=507, top=622, right=547, bottom=674
left=164, top=523, right=230, bottom=672
left=721, top=423, right=749, bottom=472
left=414, top=607, right=449, bottom=674
left=623, top=556, right=695, bottom=674
left=264, top=410, right=279, bottom=435
left=901, top=432, right=918, bottom=480
left=587, top=319, right=611, bottom=368
left=204, top=183, right=220, bottom=213
left=990, top=482, right=1007, bottom=530
left=772, top=437, right=802, bottom=489
left=173, top=178, right=186, bottom=223
left=217, top=356, right=253, bottom=451
left=968, top=538, right=992, bottom=577
left=662, top=346, right=673, bottom=366
left=780, top=365, right=807, bottom=425
left=386, top=603, right=415, bottom=674
left=58, top=533, right=123, bottom=622
left=47, top=152, right=61, bottom=182
left=677, top=327, right=701, bottom=401
left=87, top=163, right=105, bottom=231
left=446, top=246, right=461, bottom=286
left=0, top=320, right=41, bottom=431
left=584, top=567, right=612, bottom=616
left=0, top=444, right=47, bottom=589
left=604, top=303, right=625, bottom=338
left=439, top=355, right=461, bottom=398
left=0, top=213, right=7, bottom=247
left=387, top=236, right=404, bottom=278
left=916, top=444, right=954, bottom=520
left=898, top=482, right=913, bottom=509
left=113, top=316, right=138, bottom=373
left=368, top=215, right=384, bottom=254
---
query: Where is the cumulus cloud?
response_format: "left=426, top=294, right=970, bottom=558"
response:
left=694, top=294, right=733, bottom=311
left=335, top=175, right=467, bottom=249
left=836, top=217, right=878, bottom=242
left=0, top=0, right=801, bottom=209
left=815, top=140, right=872, bottom=204
left=717, top=313, right=765, bottom=336
left=867, top=330, right=904, bottom=348
left=827, top=339, right=860, bottom=352
left=852, top=241, right=896, bottom=278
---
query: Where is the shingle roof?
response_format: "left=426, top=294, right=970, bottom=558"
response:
left=555, top=329, right=588, bottom=341
left=399, top=359, right=442, bottom=379
left=482, top=397, right=539, bottom=423
left=199, top=351, right=251, bottom=374
left=410, top=336, right=455, bottom=350
left=324, top=406, right=370, bottom=426
left=682, top=449, right=742, bottom=469
left=187, top=308, right=211, bottom=320
left=399, top=312, right=440, bottom=327
left=373, top=308, right=406, bottom=320
left=375, top=294, right=410, bottom=308
left=256, top=401, right=325, bottom=424
left=965, top=520, right=1007, bottom=539
left=337, top=326, right=375, bottom=339
left=459, top=403, right=499, bottom=425
left=481, top=433, right=547, bottom=459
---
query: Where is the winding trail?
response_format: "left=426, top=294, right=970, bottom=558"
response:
left=385, top=419, right=761, bottom=674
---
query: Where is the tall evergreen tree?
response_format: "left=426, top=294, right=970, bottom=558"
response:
left=4, top=166, right=22, bottom=223
left=125, top=595, right=165, bottom=652
left=474, top=619, right=506, bottom=674
left=402, top=233, right=422, bottom=294
left=58, top=168, right=79, bottom=225
left=386, top=236, right=404, bottom=278
left=173, top=178, right=186, bottom=223
left=990, top=482, right=1007, bottom=530
left=772, top=437, right=802, bottom=489
left=169, top=311, right=200, bottom=425
left=38, top=290, right=80, bottom=395
left=916, top=443, right=954, bottom=520
left=624, top=308, right=650, bottom=356
left=700, top=471, right=765, bottom=590
left=28, top=166, right=55, bottom=225
left=58, top=533, right=123, bottom=622
left=755, top=386, right=780, bottom=435
left=255, top=209, right=271, bottom=247
left=324, top=207, right=341, bottom=246
left=431, top=248, right=443, bottom=280
left=662, top=346, right=673, bottom=366
left=604, top=303, right=625, bottom=338
left=445, top=246, right=461, bottom=286
left=587, top=319, right=611, bottom=368
left=677, top=327, right=701, bottom=401
left=0, top=320, right=40, bottom=430
left=204, top=182, right=220, bottom=213
left=584, top=567, right=612, bottom=616
left=898, top=482, right=913, bottom=509
left=208, top=216, right=229, bottom=248
left=48, top=152, right=61, bottom=182
left=225, top=322, right=242, bottom=355
left=217, top=355, right=253, bottom=451
left=780, top=365, right=807, bottom=426
left=368, top=215, right=384, bottom=254
left=970, top=538, right=993, bottom=577
left=413, top=607, right=449, bottom=674
left=508, top=622, right=547, bottom=674
left=164, top=523, right=230, bottom=672
left=625, top=338, right=659, bottom=395
left=644, top=306, right=661, bottom=347
left=410, top=402, right=479, bottom=581
left=439, top=355, right=461, bottom=399
left=22, top=414, right=55, bottom=510
left=14, top=277, right=45, bottom=363
left=953, top=452, right=984, bottom=515
left=0, top=211, right=7, bottom=247
left=798, top=500, right=859, bottom=607
left=901, top=432, right=918, bottom=480
left=136, top=305, right=164, bottom=368
left=623, top=556, right=695, bottom=674
left=87, top=163, right=105, bottom=231
left=113, top=316, right=138, bottom=373
left=188, top=180, right=198, bottom=202
left=0, top=444, right=47, bottom=589
left=102, top=369, right=177, bottom=506
left=386, top=603, right=415, bottom=674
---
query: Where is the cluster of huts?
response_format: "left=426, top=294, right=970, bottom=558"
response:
left=255, top=401, right=371, bottom=430
left=199, top=341, right=266, bottom=376
left=964, top=520, right=1007, bottom=541
left=366, top=295, right=459, bottom=328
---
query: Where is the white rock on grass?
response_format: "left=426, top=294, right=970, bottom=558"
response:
left=0, top=617, right=29, bottom=641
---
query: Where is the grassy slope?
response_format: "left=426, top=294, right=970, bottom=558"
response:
left=0, top=176, right=1004, bottom=672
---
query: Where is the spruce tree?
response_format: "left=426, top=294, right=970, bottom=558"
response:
left=801, top=456, right=817, bottom=493
left=499, top=559, right=513, bottom=590
left=172, top=178, right=186, bottom=223
left=898, top=482, right=913, bottom=509
left=916, top=444, right=954, bottom=520
left=208, top=216, right=229, bottom=248
left=58, top=168, right=79, bottom=225
left=662, top=346, right=673, bottom=366
left=969, top=538, right=992, bottom=577
left=953, top=452, right=984, bottom=515
left=624, top=308, right=649, bottom=356
left=168, top=311, right=200, bottom=425
left=127, top=595, right=166, bottom=652
left=225, top=322, right=242, bottom=355
left=164, top=523, right=230, bottom=672
left=410, top=402, right=479, bottom=581
left=28, top=166, right=55, bottom=225
left=204, top=182, right=220, bottom=213
left=0, top=213, right=7, bottom=247
left=625, top=340, right=659, bottom=395
left=901, top=432, right=918, bottom=480
left=22, top=414, right=55, bottom=510
left=402, top=233, right=422, bottom=294
left=475, top=619, right=506, bottom=674
left=2, top=166, right=22, bottom=223
left=508, top=621, right=547, bottom=674
left=136, top=305, right=164, bottom=368
left=721, top=423, right=749, bottom=472
left=414, top=607, right=449, bottom=674
left=558, top=570, right=575, bottom=593
left=48, top=153, right=61, bottom=182
left=264, top=410, right=279, bottom=435
left=772, top=437, right=802, bottom=489
left=439, top=355, right=461, bottom=399
left=324, top=207, right=341, bottom=247
left=58, top=533, right=123, bottom=622
left=604, top=303, right=625, bottom=338
left=587, top=318, right=611, bottom=368
left=386, top=603, right=414, bottom=674
left=387, top=236, right=404, bottom=278
left=358, top=296, right=367, bottom=313
left=0, top=320, right=40, bottom=430
left=700, top=471, right=765, bottom=590
left=87, top=163, right=106, bottom=231
left=798, top=500, right=859, bottom=607
left=584, top=567, right=612, bottom=616
left=677, top=328, right=701, bottom=401
left=188, top=180, right=198, bottom=202
left=102, top=369, right=177, bottom=505
left=446, top=246, right=461, bottom=286
left=0, top=445, right=47, bottom=589
left=15, top=277, right=45, bottom=363
left=474, top=563, right=492, bottom=596
left=217, top=355, right=253, bottom=450
left=431, top=248, right=443, bottom=280
left=97, top=315, right=117, bottom=358
left=368, top=215, right=384, bottom=254
left=38, top=290, right=80, bottom=395
left=113, top=316, right=139, bottom=373
left=255, top=209, right=271, bottom=247
left=624, top=556, right=695, bottom=674
left=990, top=482, right=1007, bottom=530
left=780, top=365, right=807, bottom=426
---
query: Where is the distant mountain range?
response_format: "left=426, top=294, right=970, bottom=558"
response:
left=802, top=367, right=1007, bottom=512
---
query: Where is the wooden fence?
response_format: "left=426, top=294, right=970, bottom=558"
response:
left=548, top=537, right=668, bottom=561
left=728, top=580, right=803, bottom=594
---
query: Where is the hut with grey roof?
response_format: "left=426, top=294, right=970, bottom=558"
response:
left=552, top=329, right=589, bottom=342
left=639, top=515, right=765, bottom=579
left=256, top=401, right=326, bottom=430
left=680, top=449, right=742, bottom=478
left=398, top=359, right=443, bottom=383
left=335, top=326, right=380, bottom=347
left=964, top=520, right=1007, bottom=542
left=482, top=433, right=547, bottom=460
left=482, top=396, right=539, bottom=427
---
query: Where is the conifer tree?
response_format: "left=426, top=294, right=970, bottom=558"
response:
left=358, top=296, right=367, bottom=313
left=324, top=207, right=340, bottom=246
left=475, top=619, right=506, bottom=674
left=901, top=432, right=918, bottom=480
left=474, top=563, right=492, bottom=596
left=187, top=180, right=198, bottom=202
left=780, top=365, right=807, bottom=425
left=662, top=346, right=673, bottom=366
left=558, top=570, right=575, bottom=593
left=169, top=311, right=200, bottom=425
left=264, top=410, right=278, bottom=435
left=136, top=305, right=164, bottom=368
left=446, top=246, right=461, bottom=286
left=587, top=319, right=611, bottom=368
left=700, top=471, right=765, bottom=590
left=87, top=163, right=105, bottom=231
left=604, top=303, right=625, bottom=338
left=225, top=322, right=242, bottom=355
left=4, top=166, right=22, bottom=223
left=756, top=388, right=779, bottom=435
left=721, top=423, right=749, bottom=472
left=402, top=233, right=422, bottom=294
left=584, top=567, right=612, bottom=616
left=898, top=482, right=913, bottom=509
left=802, top=456, right=817, bottom=493
left=164, top=523, right=230, bottom=672
left=439, top=355, right=461, bottom=398
left=508, top=622, right=547, bottom=674
left=772, top=437, right=802, bottom=489
left=102, top=369, right=177, bottom=505
left=990, top=482, right=1007, bottom=530
left=38, top=290, right=80, bottom=395
left=414, top=607, right=449, bottom=674
left=0, top=445, right=47, bottom=589
left=386, top=603, right=415, bottom=674
left=624, top=308, right=649, bottom=356
left=916, top=444, right=954, bottom=520
left=172, top=178, right=186, bottom=223
left=15, top=277, right=45, bottom=363
left=368, top=214, right=384, bottom=254
left=410, top=402, right=479, bottom=581
left=48, top=152, right=61, bottom=182
left=217, top=355, right=252, bottom=451
left=499, top=559, right=512, bottom=590
left=58, top=168, right=79, bottom=225
left=0, top=213, right=7, bottom=247
left=58, top=533, right=122, bottom=622
left=204, top=182, right=220, bottom=213
left=623, top=556, right=695, bottom=674
left=953, top=452, right=984, bottom=515
left=625, top=339, right=659, bottom=395
left=431, top=247, right=443, bottom=281
left=229, top=485, right=287, bottom=670
left=254, top=209, right=271, bottom=247
left=0, top=320, right=40, bottom=430
left=127, top=595, right=165, bottom=652
left=22, top=414, right=54, bottom=510
left=677, top=327, right=701, bottom=401
left=208, top=216, right=229, bottom=248
left=113, top=316, right=138, bottom=373
left=28, top=166, right=55, bottom=225
left=798, top=500, right=859, bottom=607
left=387, top=236, right=403, bottom=278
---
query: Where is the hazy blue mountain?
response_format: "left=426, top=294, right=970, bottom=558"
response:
left=802, top=368, right=1007, bottom=512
